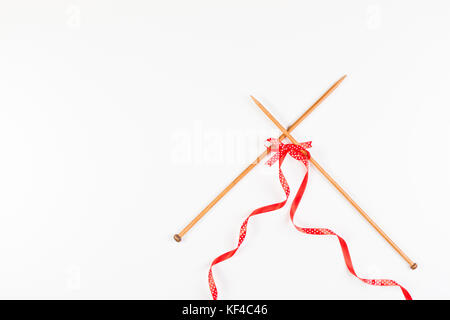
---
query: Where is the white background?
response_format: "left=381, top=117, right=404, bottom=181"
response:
left=0, top=1, right=449, bottom=299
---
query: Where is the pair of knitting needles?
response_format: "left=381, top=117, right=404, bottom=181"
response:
left=174, top=76, right=417, bottom=270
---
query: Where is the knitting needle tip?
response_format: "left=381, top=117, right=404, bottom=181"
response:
left=338, top=74, right=347, bottom=83
left=249, top=95, right=262, bottom=106
left=250, top=75, right=347, bottom=106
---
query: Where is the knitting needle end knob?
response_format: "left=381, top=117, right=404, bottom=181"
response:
left=174, top=234, right=182, bottom=242
left=410, top=263, right=417, bottom=270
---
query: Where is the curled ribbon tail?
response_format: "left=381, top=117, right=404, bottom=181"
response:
left=287, top=159, right=412, bottom=300
left=207, top=138, right=411, bottom=300
left=208, top=138, right=301, bottom=299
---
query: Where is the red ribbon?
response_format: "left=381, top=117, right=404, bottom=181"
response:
left=208, top=138, right=412, bottom=300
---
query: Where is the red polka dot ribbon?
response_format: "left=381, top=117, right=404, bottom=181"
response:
left=208, top=138, right=412, bottom=300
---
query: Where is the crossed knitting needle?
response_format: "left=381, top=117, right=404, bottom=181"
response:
left=174, top=76, right=345, bottom=241
left=250, top=95, right=416, bottom=269
left=174, top=76, right=417, bottom=270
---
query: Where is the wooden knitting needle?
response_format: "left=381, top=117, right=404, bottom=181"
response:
left=174, top=75, right=347, bottom=242
left=250, top=96, right=417, bottom=270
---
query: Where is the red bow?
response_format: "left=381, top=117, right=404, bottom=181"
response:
left=265, top=137, right=311, bottom=167
left=208, top=139, right=412, bottom=300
